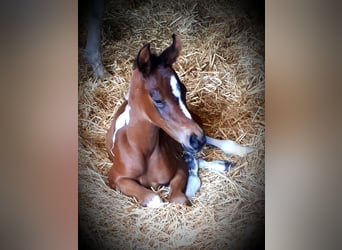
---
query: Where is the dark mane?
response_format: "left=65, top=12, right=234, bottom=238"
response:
left=133, top=52, right=165, bottom=73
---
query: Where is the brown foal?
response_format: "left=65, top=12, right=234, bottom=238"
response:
left=106, top=35, right=253, bottom=207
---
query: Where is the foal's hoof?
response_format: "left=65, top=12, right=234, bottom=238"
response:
left=245, top=146, right=255, bottom=155
left=142, top=194, right=164, bottom=208
left=237, top=146, right=255, bottom=157
left=224, top=161, right=235, bottom=171
left=170, top=194, right=191, bottom=206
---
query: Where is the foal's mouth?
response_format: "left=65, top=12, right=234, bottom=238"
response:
left=182, top=134, right=206, bottom=154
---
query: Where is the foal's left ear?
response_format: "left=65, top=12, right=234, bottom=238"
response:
left=160, top=34, right=182, bottom=66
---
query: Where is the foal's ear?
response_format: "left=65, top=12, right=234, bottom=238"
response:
left=160, top=34, right=182, bottom=66
left=136, top=43, right=151, bottom=76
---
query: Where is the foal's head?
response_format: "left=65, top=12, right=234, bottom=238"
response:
left=129, top=34, right=205, bottom=152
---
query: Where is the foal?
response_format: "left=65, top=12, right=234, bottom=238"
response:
left=106, top=35, right=252, bottom=207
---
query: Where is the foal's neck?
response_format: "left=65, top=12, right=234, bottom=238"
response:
left=126, top=71, right=162, bottom=154
left=126, top=103, right=161, bottom=154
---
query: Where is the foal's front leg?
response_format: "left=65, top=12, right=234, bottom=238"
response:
left=113, top=177, right=164, bottom=208
left=168, top=168, right=191, bottom=206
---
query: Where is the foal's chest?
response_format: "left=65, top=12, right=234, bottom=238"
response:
left=138, top=148, right=181, bottom=188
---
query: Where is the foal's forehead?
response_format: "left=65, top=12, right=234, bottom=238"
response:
left=158, top=68, right=180, bottom=86
left=146, top=67, right=179, bottom=89
left=161, top=69, right=183, bottom=98
left=158, top=67, right=176, bottom=79
left=153, top=67, right=192, bottom=119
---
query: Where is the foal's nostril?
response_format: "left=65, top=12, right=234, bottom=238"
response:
left=189, top=133, right=206, bottom=151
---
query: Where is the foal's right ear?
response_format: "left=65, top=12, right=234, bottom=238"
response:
left=160, top=34, right=182, bottom=66
left=136, top=43, right=151, bottom=76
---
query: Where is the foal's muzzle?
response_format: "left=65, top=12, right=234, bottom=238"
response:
left=188, top=133, right=206, bottom=152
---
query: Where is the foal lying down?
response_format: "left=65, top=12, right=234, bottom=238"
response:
left=106, top=35, right=253, bottom=207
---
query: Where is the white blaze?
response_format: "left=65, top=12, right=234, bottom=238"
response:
left=170, top=76, right=192, bottom=119
left=112, top=105, right=131, bottom=144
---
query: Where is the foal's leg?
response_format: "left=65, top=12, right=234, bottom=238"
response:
left=169, top=168, right=191, bottom=206
left=198, top=158, right=235, bottom=172
left=184, top=153, right=201, bottom=200
left=184, top=153, right=235, bottom=199
left=112, top=177, right=164, bottom=208
left=206, top=136, right=254, bottom=157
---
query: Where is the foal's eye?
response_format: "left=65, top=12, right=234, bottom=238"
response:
left=153, top=99, right=166, bottom=109
left=150, top=91, right=166, bottom=109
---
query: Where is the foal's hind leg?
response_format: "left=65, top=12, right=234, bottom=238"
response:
left=184, top=153, right=235, bottom=199
left=206, top=136, right=254, bottom=156
left=184, top=153, right=201, bottom=200
left=198, top=158, right=235, bottom=172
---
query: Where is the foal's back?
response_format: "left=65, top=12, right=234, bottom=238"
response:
left=105, top=100, right=128, bottom=162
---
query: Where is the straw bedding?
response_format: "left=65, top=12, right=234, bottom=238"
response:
left=79, top=0, right=264, bottom=249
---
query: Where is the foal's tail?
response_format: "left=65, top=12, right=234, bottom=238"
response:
left=205, top=136, right=254, bottom=157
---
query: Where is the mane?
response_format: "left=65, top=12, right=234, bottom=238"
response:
left=132, top=52, right=165, bottom=73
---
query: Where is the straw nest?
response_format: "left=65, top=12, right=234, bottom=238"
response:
left=79, top=0, right=264, bottom=249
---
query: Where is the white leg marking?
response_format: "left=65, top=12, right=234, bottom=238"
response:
left=186, top=174, right=201, bottom=200
left=170, top=76, right=192, bottom=119
left=146, top=195, right=164, bottom=208
left=198, top=159, right=230, bottom=172
left=112, top=105, right=131, bottom=144
left=206, top=136, right=254, bottom=157
left=185, top=158, right=201, bottom=199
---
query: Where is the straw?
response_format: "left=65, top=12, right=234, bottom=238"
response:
left=79, top=0, right=264, bottom=248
